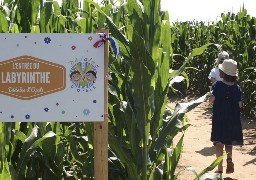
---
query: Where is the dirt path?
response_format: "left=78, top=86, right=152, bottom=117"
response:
left=170, top=96, right=256, bottom=180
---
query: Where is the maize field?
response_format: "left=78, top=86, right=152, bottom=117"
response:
left=0, top=0, right=255, bottom=179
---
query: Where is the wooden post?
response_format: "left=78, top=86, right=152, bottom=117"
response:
left=94, top=29, right=109, bottom=180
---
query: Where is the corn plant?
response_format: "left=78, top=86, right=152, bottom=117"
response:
left=170, top=7, right=256, bottom=118
left=85, top=2, right=218, bottom=179
left=0, top=0, right=244, bottom=179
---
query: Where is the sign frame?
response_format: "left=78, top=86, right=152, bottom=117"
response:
left=93, top=29, right=108, bottom=180
left=0, top=33, right=105, bottom=122
left=0, top=30, right=109, bottom=179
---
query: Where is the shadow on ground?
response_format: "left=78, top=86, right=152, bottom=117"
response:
left=196, top=146, right=215, bottom=156
left=243, top=157, right=256, bottom=166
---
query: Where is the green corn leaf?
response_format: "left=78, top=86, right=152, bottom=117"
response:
left=9, top=165, right=18, bottom=180
left=14, top=131, right=27, bottom=143
left=196, top=155, right=225, bottom=179
left=16, top=126, right=56, bottom=177
left=169, top=135, right=184, bottom=178
left=65, top=135, right=84, bottom=166
left=0, top=161, right=12, bottom=180
left=10, top=23, right=20, bottom=33
left=126, top=0, right=144, bottom=19
left=0, top=10, right=8, bottom=32
left=52, top=1, right=61, bottom=15
left=31, top=0, right=40, bottom=25
left=55, top=142, right=64, bottom=174
left=76, top=18, right=86, bottom=33
left=16, top=125, right=39, bottom=176
left=154, top=93, right=208, bottom=150
left=109, top=134, right=140, bottom=180
left=187, top=43, right=213, bottom=61
left=40, top=1, right=53, bottom=33
left=31, top=131, right=56, bottom=149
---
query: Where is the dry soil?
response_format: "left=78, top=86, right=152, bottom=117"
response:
left=170, top=95, right=256, bottom=180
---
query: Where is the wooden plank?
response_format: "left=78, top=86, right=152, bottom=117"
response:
left=94, top=29, right=109, bottom=180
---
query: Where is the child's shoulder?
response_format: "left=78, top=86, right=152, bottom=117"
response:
left=209, top=67, right=219, bottom=76
left=211, top=67, right=219, bottom=71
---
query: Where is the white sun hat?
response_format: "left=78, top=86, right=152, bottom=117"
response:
left=218, top=59, right=238, bottom=76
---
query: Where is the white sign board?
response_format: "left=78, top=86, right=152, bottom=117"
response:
left=0, top=34, right=105, bottom=122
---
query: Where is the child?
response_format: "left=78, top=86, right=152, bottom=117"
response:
left=208, top=51, right=229, bottom=85
left=70, top=70, right=82, bottom=83
left=208, top=59, right=243, bottom=174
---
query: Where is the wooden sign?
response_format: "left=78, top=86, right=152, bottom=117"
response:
left=0, top=34, right=105, bottom=122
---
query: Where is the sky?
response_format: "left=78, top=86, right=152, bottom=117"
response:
left=161, top=0, right=256, bottom=22
left=1, top=0, right=255, bottom=23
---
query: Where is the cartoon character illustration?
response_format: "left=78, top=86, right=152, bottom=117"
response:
left=84, top=70, right=97, bottom=83
left=70, top=61, right=97, bottom=91
left=70, top=70, right=82, bottom=83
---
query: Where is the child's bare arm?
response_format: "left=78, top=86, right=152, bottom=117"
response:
left=208, top=95, right=215, bottom=104
left=210, top=77, right=216, bottom=84
left=239, top=101, right=243, bottom=108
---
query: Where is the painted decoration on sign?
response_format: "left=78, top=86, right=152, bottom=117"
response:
left=0, top=34, right=105, bottom=122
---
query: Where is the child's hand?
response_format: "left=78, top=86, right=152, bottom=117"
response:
left=211, top=77, right=216, bottom=84
left=239, top=101, right=243, bottom=108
